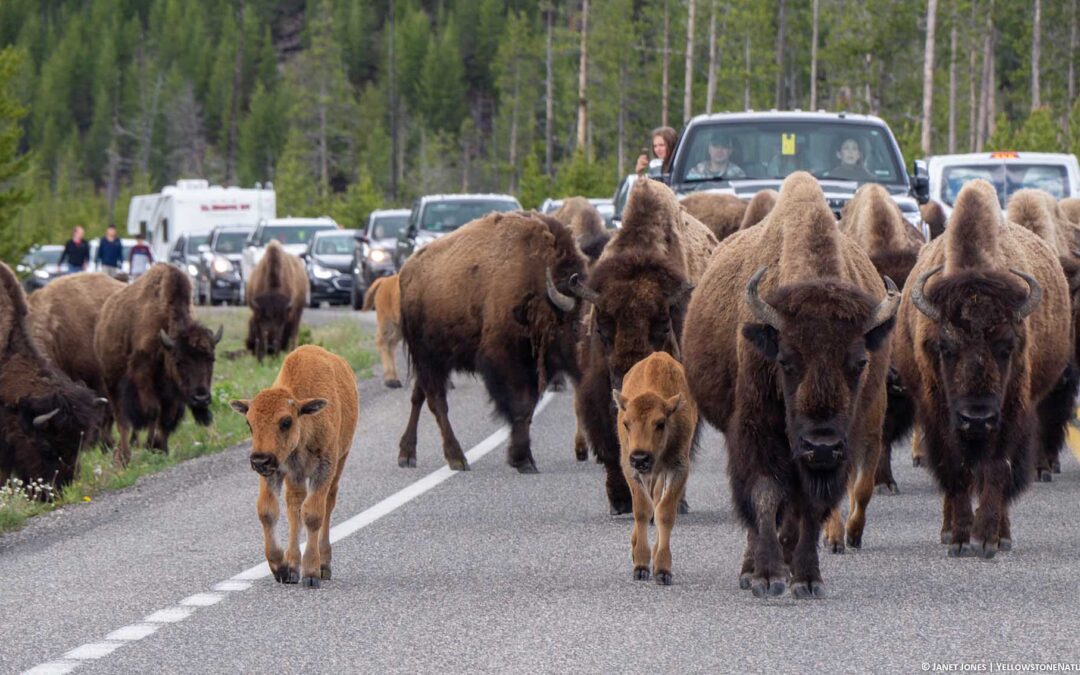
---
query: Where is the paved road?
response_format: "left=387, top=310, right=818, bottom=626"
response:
left=4, top=324, right=1080, bottom=673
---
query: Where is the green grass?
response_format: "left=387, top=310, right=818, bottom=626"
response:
left=0, top=309, right=376, bottom=533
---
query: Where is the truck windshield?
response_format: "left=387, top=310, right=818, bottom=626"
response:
left=371, top=214, right=409, bottom=239
left=187, top=235, right=209, bottom=253
left=420, top=200, right=519, bottom=232
left=940, top=164, right=1070, bottom=206
left=673, top=121, right=904, bottom=187
left=257, top=225, right=334, bottom=246
left=213, top=231, right=249, bottom=254
left=314, top=234, right=356, bottom=255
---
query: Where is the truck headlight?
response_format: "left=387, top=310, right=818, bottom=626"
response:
left=187, top=264, right=199, bottom=277
left=368, top=249, right=388, bottom=263
left=311, top=264, right=336, bottom=280
left=212, top=257, right=233, bottom=275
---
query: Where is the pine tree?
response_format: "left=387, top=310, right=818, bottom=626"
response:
left=0, top=47, right=32, bottom=264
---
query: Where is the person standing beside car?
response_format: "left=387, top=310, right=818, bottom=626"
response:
left=57, top=225, right=91, bottom=274
left=635, top=126, right=678, bottom=175
left=96, top=225, right=123, bottom=277
left=129, top=234, right=154, bottom=279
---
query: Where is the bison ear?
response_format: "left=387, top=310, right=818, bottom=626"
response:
left=663, top=394, right=683, bottom=417
left=742, top=323, right=779, bottom=360
left=612, top=389, right=628, bottom=412
left=298, top=398, right=328, bottom=416
left=864, top=316, right=896, bottom=353
left=229, top=400, right=250, bottom=415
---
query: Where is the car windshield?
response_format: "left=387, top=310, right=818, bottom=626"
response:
left=257, top=224, right=333, bottom=246
left=419, top=200, right=519, bottom=232
left=940, top=163, right=1071, bottom=206
left=314, top=234, right=356, bottom=255
left=371, top=214, right=409, bottom=240
left=213, top=231, right=249, bottom=254
left=673, top=121, right=904, bottom=187
left=186, top=235, right=209, bottom=253
left=26, top=248, right=62, bottom=267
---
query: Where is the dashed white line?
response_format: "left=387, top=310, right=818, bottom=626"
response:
left=21, top=391, right=555, bottom=674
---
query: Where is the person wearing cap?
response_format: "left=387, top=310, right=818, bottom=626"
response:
left=687, top=132, right=746, bottom=180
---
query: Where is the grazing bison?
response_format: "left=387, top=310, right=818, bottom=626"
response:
left=921, top=201, right=948, bottom=239
left=96, top=265, right=222, bottom=466
left=231, top=345, right=358, bottom=588
left=397, top=211, right=587, bottom=472
left=615, top=352, right=698, bottom=586
left=840, top=184, right=925, bottom=495
left=682, top=173, right=899, bottom=598
left=0, top=263, right=106, bottom=489
left=740, top=189, right=778, bottom=230
left=246, top=240, right=307, bottom=361
left=575, top=178, right=716, bottom=514
left=553, top=197, right=611, bottom=263
left=1060, top=197, right=1080, bottom=226
left=894, top=180, right=1070, bottom=558
left=680, top=192, right=746, bottom=242
left=361, top=274, right=403, bottom=388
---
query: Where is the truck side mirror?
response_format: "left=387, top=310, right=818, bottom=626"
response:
left=406, top=225, right=417, bottom=239
left=912, top=160, right=930, bottom=205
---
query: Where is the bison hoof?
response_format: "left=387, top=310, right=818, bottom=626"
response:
left=875, top=482, right=899, bottom=495
left=912, top=456, right=924, bottom=468
left=999, top=538, right=1013, bottom=551
left=385, top=378, right=403, bottom=389
left=738, top=572, right=753, bottom=590
left=677, top=498, right=690, bottom=515
left=791, top=580, right=826, bottom=599
left=274, top=566, right=299, bottom=584
left=574, top=445, right=589, bottom=462
left=398, top=456, right=417, bottom=468
left=845, top=532, right=863, bottom=550
left=971, top=539, right=998, bottom=559
left=633, top=566, right=650, bottom=581
left=828, top=540, right=845, bottom=555
left=301, top=576, right=321, bottom=589
left=947, top=542, right=975, bottom=558
left=320, top=565, right=332, bottom=580
left=609, top=499, right=633, bottom=516
left=940, top=531, right=953, bottom=545
left=1052, top=458, right=1062, bottom=473
left=654, top=570, right=673, bottom=586
left=1037, top=469, right=1053, bottom=483
left=448, top=458, right=471, bottom=471
left=750, top=576, right=786, bottom=598
left=514, top=461, right=539, bottom=474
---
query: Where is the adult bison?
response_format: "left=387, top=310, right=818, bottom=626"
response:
left=680, top=192, right=746, bottom=242
left=921, top=201, right=948, bottom=239
left=574, top=178, right=717, bottom=514
left=1059, top=197, right=1080, bottom=226
left=96, top=264, right=222, bottom=466
left=397, top=211, right=587, bottom=473
left=0, top=263, right=106, bottom=489
left=552, top=197, right=610, bottom=263
left=682, top=173, right=899, bottom=598
left=840, top=183, right=924, bottom=494
left=246, top=240, right=307, bottom=361
left=894, top=180, right=1070, bottom=558
left=740, top=189, right=778, bottom=230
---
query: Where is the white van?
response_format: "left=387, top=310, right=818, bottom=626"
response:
left=926, top=152, right=1080, bottom=217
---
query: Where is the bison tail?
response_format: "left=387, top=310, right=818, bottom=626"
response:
left=362, top=277, right=385, bottom=311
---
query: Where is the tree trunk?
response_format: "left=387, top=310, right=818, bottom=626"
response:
left=775, top=0, right=786, bottom=109
left=744, top=34, right=751, bottom=110
left=976, top=16, right=993, bottom=151
left=508, top=70, right=519, bottom=193
left=809, top=0, right=819, bottom=110
left=968, top=0, right=978, bottom=151
left=618, top=60, right=626, bottom=176
left=1032, top=0, right=1041, bottom=110
left=706, top=0, right=717, bottom=113
left=577, top=0, right=589, bottom=153
left=388, top=0, right=398, bottom=199
left=318, top=78, right=329, bottom=196
left=226, top=2, right=245, bottom=183
left=662, top=0, right=670, bottom=127
left=545, top=2, right=554, bottom=177
left=921, top=0, right=938, bottom=155
left=683, top=0, right=696, bottom=123
left=1070, top=0, right=1077, bottom=105
left=948, top=20, right=957, bottom=153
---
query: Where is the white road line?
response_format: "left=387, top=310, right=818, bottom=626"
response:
left=22, top=391, right=556, bottom=675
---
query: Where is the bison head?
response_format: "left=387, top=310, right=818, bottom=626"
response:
left=160, top=323, right=221, bottom=425
left=910, top=266, right=1041, bottom=438
left=249, top=292, right=293, bottom=361
left=230, top=391, right=327, bottom=477
left=571, top=254, right=692, bottom=389
left=613, top=389, right=683, bottom=475
left=742, top=267, right=899, bottom=475
left=12, top=382, right=107, bottom=488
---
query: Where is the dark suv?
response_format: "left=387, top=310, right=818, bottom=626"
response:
left=351, top=209, right=410, bottom=309
left=304, top=229, right=358, bottom=307
left=393, top=194, right=521, bottom=271
left=193, top=225, right=251, bottom=305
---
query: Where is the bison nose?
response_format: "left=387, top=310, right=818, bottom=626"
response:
left=956, top=405, right=999, bottom=432
left=798, top=430, right=845, bottom=468
left=249, top=453, right=278, bottom=475
left=887, top=366, right=905, bottom=394
left=191, top=388, right=211, bottom=406
left=628, top=451, right=654, bottom=473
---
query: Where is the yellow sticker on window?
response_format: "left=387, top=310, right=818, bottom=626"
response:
left=781, top=133, right=796, bottom=156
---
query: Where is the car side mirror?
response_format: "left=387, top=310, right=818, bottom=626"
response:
left=406, top=225, right=417, bottom=239
left=912, top=160, right=930, bottom=204
left=355, top=233, right=370, bottom=244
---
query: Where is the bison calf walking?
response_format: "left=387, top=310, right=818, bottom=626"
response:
left=231, top=345, right=359, bottom=588
left=615, top=352, right=697, bottom=586
left=361, top=274, right=402, bottom=388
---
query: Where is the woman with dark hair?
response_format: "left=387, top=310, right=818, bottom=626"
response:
left=825, top=137, right=875, bottom=182
left=635, top=126, right=678, bottom=174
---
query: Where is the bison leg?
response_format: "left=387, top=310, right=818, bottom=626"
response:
left=778, top=509, right=799, bottom=566
left=299, top=476, right=331, bottom=588
left=506, top=386, right=540, bottom=473
left=873, top=443, right=897, bottom=495
left=998, top=510, right=1012, bottom=551
left=626, top=473, right=653, bottom=581
left=791, top=506, right=827, bottom=599
left=738, top=530, right=757, bottom=589
left=426, top=384, right=468, bottom=471
left=1035, top=364, right=1079, bottom=483
left=971, top=460, right=1011, bottom=559
left=257, top=474, right=290, bottom=583
left=376, top=320, right=402, bottom=388
left=939, top=494, right=954, bottom=544
left=749, top=478, right=787, bottom=598
left=397, top=383, right=425, bottom=468
left=651, top=471, right=687, bottom=586
left=113, top=415, right=133, bottom=468
left=282, top=476, right=306, bottom=584
left=318, top=457, right=347, bottom=581
left=572, top=388, right=590, bottom=461
left=911, top=427, right=926, bottom=467
left=823, top=508, right=845, bottom=554
left=945, top=487, right=975, bottom=557
left=845, top=453, right=881, bottom=549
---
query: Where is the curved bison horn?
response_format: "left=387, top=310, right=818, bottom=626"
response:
left=1010, top=269, right=1043, bottom=321
left=745, top=267, right=784, bottom=330
left=213, top=324, right=224, bottom=345
left=568, top=273, right=600, bottom=304
left=910, top=265, right=943, bottom=323
left=864, top=275, right=902, bottom=332
left=159, top=329, right=176, bottom=350
left=545, top=267, right=576, bottom=313
left=94, top=397, right=108, bottom=407
left=32, top=408, right=61, bottom=429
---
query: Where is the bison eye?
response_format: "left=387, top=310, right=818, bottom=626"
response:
left=280, top=417, right=293, bottom=432
left=854, top=357, right=869, bottom=373
left=655, top=420, right=666, bottom=431
left=993, top=341, right=1014, bottom=360
left=777, top=357, right=796, bottom=375
left=939, top=341, right=959, bottom=361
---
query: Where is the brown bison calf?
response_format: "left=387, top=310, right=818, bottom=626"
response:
left=1059, top=197, right=1080, bottom=226
left=231, top=345, right=359, bottom=588
left=615, top=352, right=697, bottom=586
left=362, top=274, right=403, bottom=388
left=680, top=192, right=746, bottom=242
left=553, top=196, right=611, bottom=262
left=921, top=200, right=948, bottom=239
left=246, top=240, right=307, bottom=361
left=895, top=180, right=1071, bottom=558
left=740, top=190, right=778, bottom=230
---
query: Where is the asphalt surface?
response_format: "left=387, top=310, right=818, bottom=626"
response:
left=3, top=307, right=1080, bottom=673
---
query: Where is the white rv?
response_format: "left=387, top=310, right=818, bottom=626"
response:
left=126, top=179, right=277, bottom=263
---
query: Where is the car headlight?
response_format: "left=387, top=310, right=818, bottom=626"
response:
left=212, top=257, right=233, bottom=274
left=187, top=264, right=199, bottom=277
left=368, top=248, right=389, bottom=263
left=34, top=269, right=49, bottom=279
left=311, top=263, right=337, bottom=280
